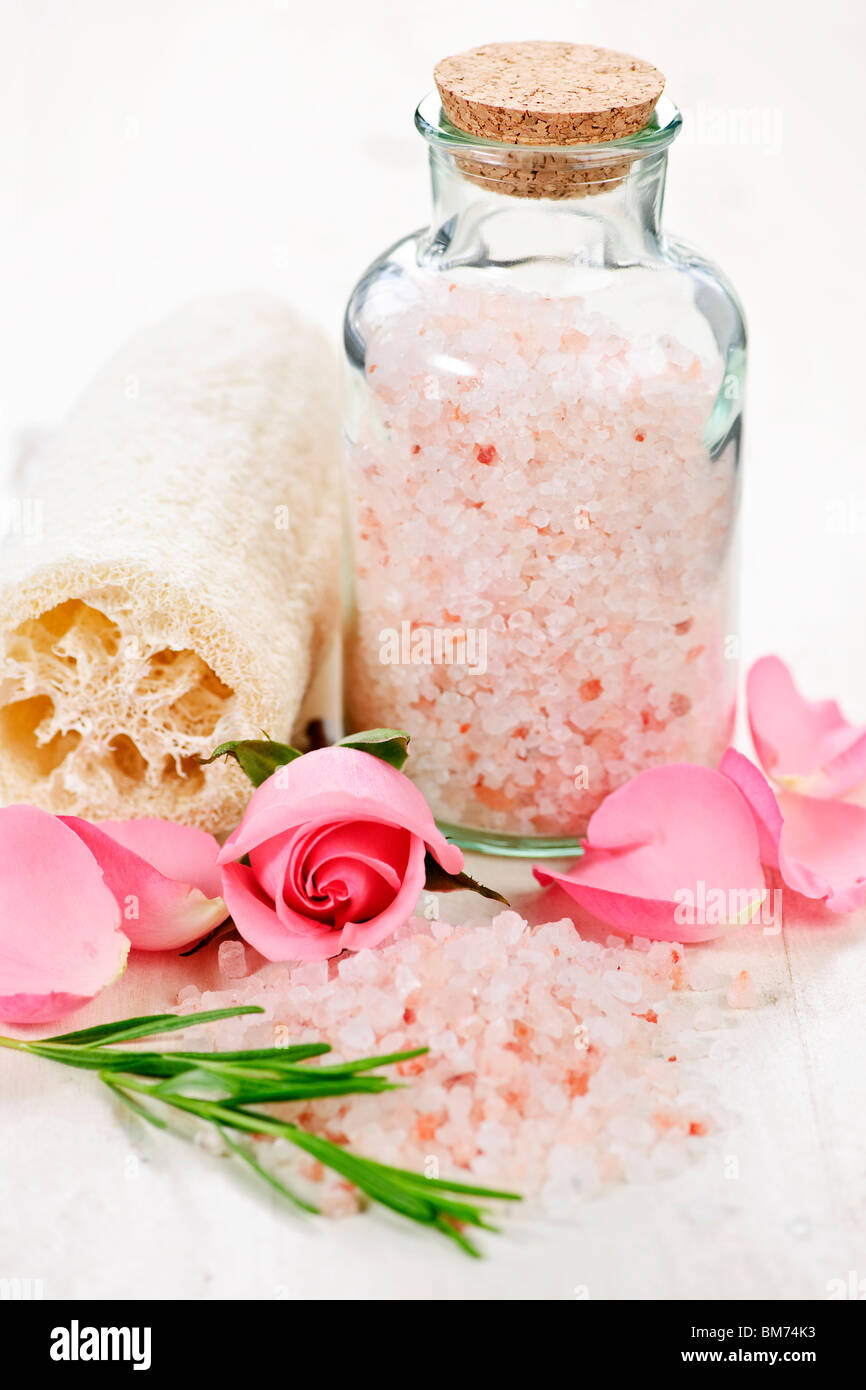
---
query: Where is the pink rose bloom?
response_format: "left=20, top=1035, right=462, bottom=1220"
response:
left=217, top=746, right=463, bottom=961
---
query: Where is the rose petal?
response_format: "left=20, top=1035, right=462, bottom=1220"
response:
left=747, top=655, right=866, bottom=797
left=338, top=837, right=427, bottom=952
left=62, top=816, right=228, bottom=951
left=777, top=791, right=866, bottom=914
left=719, top=747, right=783, bottom=868
left=533, top=763, right=766, bottom=942
left=720, top=749, right=866, bottom=914
left=94, top=819, right=223, bottom=899
left=297, top=821, right=408, bottom=926
left=221, top=862, right=344, bottom=961
left=218, top=746, right=463, bottom=875
left=304, top=855, right=391, bottom=927
left=249, top=821, right=406, bottom=928
left=302, top=823, right=405, bottom=899
left=0, top=806, right=129, bottom=1023
left=248, top=826, right=341, bottom=932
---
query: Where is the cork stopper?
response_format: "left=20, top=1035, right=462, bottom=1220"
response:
left=435, top=42, right=665, bottom=145
left=432, top=41, right=665, bottom=198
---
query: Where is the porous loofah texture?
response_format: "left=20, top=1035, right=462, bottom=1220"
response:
left=0, top=295, right=341, bottom=834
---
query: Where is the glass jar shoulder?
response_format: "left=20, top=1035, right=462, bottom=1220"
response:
left=344, top=230, right=432, bottom=371
left=344, top=228, right=745, bottom=466
left=656, top=236, right=747, bottom=455
left=661, top=234, right=747, bottom=360
left=346, top=229, right=744, bottom=370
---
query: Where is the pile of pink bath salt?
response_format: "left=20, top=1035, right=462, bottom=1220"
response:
left=345, top=278, right=736, bottom=837
left=180, top=912, right=734, bottom=1217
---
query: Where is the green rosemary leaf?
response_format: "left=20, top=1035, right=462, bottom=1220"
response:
left=401, top=1191, right=500, bottom=1230
left=24, top=1044, right=183, bottom=1075
left=158, top=1054, right=403, bottom=1093
left=23, top=1043, right=289, bottom=1078
left=344, top=1158, right=523, bottom=1201
left=47, top=1006, right=265, bottom=1047
left=152, top=1069, right=399, bottom=1104
left=215, top=1126, right=319, bottom=1215
left=310, top=1047, right=428, bottom=1075
left=24, top=1040, right=343, bottom=1080
left=225, top=1077, right=400, bottom=1103
left=175, top=1056, right=316, bottom=1085
left=100, top=1073, right=169, bottom=1130
left=172, top=1044, right=332, bottom=1065
left=170, top=1045, right=425, bottom=1080
left=432, top=1215, right=482, bottom=1258
left=338, top=1171, right=439, bottom=1224
left=147, top=1067, right=245, bottom=1097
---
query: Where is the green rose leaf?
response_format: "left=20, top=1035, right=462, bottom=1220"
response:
left=423, top=851, right=509, bottom=905
left=204, top=728, right=410, bottom=787
left=336, top=728, right=411, bottom=771
left=202, top=739, right=303, bottom=788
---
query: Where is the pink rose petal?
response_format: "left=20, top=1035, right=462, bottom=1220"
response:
left=747, top=655, right=866, bottom=797
left=777, top=791, right=866, bottom=914
left=94, top=819, right=223, bottom=899
left=338, top=838, right=428, bottom=952
left=285, top=822, right=408, bottom=928
left=533, top=763, right=766, bottom=942
left=221, top=862, right=344, bottom=961
left=218, top=746, right=463, bottom=874
left=0, top=806, right=129, bottom=1023
left=720, top=747, right=866, bottom=915
left=62, top=816, right=228, bottom=952
left=719, top=747, right=783, bottom=868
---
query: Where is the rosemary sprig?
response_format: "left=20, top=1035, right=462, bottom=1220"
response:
left=0, top=1007, right=520, bottom=1255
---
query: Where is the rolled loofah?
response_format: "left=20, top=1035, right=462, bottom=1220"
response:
left=0, top=295, right=341, bottom=835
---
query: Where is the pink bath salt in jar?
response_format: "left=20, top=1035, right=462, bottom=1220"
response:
left=342, top=42, right=744, bottom=857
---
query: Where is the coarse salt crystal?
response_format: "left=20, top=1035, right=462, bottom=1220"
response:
left=603, top=969, right=642, bottom=1003
left=218, top=939, right=249, bottom=979
left=337, top=1018, right=376, bottom=1052
left=726, top=970, right=756, bottom=1010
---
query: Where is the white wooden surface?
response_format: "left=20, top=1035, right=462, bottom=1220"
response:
left=1, top=0, right=865, bottom=1301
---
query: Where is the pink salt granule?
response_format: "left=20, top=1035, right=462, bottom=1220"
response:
left=345, top=279, right=737, bottom=836
left=726, top=969, right=756, bottom=1010
left=180, top=912, right=734, bottom=1217
left=218, top=939, right=249, bottom=980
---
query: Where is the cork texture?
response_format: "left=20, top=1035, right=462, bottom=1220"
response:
left=432, top=41, right=664, bottom=199
left=434, top=41, right=664, bottom=146
left=450, top=151, right=635, bottom=200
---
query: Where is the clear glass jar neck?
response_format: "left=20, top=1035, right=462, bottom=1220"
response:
left=424, top=146, right=669, bottom=271
left=414, top=91, right=682, bottom=275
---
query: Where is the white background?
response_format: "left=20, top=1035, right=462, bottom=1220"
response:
left=2, top=0, right=864, bottom=697
left=1, top=0, right=865, bottom=1301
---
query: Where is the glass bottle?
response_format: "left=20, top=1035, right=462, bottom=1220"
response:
left=343, top=68, right=745, bottom=858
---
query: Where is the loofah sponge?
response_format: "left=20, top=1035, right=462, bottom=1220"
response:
left=0, top=295, right=341, bottom=835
